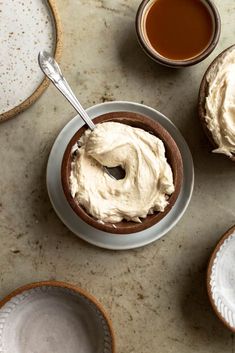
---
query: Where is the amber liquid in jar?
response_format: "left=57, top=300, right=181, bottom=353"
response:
left=145, top=0, right=214, bottom=61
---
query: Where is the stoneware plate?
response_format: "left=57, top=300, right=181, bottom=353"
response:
left=207, top=225, right=235, bottom=332
left=0, top=281, right=115, bottom=353
left=47, top=101, right=194, bottom=250
left=0, top=0, right=62, bottom=122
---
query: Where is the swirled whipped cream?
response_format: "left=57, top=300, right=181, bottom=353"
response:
left=70, top=122, right=175, bottom=223
left=205, top=47, right=235, bottom=157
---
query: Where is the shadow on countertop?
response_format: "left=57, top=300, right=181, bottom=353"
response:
left=118, top=23, right=186, bottom=82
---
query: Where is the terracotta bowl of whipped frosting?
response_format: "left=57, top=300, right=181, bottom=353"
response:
left=61, top=112, right=183, bottom=234
left=199, top=45, right=235, bottom=161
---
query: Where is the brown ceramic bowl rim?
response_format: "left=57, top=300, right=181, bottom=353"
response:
left=0, top=280, right=116, bottom=352
left=135, top=0, right=221, bottom=68
left=207, top=225, right=235, bottom=333
left=61, top=111, right=183, bottom=234
left=198, top=44, right=235, bottom=161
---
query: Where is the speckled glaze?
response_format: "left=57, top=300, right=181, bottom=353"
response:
left=0, top=0, right=62, bottom=122
left=0, top=1, right=235, bottom=353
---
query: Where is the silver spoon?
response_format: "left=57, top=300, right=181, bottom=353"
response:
left=38, top=51, right=125, bottom=180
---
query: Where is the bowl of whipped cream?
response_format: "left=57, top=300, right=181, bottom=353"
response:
left=199, top=45, right=235, bottom=161
left=61, top=111, right=183, bottom=234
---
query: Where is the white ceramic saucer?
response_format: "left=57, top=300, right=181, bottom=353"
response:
left=0, top=282, right=115, bottom=353
left=47, top=101, right=194, bottom=250
left=207, top=225, right=235, bottom=332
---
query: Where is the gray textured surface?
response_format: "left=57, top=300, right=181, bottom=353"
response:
left=0, top=0, right=235, bottom=352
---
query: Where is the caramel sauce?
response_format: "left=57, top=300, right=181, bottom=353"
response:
left=145, top=0, right=214, bottom=60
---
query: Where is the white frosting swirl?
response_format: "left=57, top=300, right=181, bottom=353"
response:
left=70, top=122, right=175, bottom=223
left=205, top=48, right=235, bottom=157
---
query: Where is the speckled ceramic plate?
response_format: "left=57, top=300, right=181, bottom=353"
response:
left=207, top=225, right=235, bottom=332
left=0, top=281, right=115, bottom=353
left=46, top=101, right=194, bottom=250
left=0, top=0, right=62, bottom=122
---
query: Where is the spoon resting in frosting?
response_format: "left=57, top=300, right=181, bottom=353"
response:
left=70, top=121, right=175, bottom=223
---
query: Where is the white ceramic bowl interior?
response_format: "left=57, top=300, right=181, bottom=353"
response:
left=209, top=229, right=235, bottom=330
left=0, top=284, right=114, bottom=353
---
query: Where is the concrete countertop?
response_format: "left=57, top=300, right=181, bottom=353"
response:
left=0, top=0, right=235, bottom=352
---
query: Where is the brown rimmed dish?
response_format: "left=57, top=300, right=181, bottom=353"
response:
left=0, top=0, right=62, bottom=123
left=61, top=111, right=183, bottom=235
left=207, top=225, right=235, bottom=333
left=0, top=281, right=115, bottom=353
left=135, top=0, right=221, bottom=68
left=198, top=45, right=235, bottom=162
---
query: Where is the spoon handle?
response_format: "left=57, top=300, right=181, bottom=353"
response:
left=38, top=51, right=95, bottom=131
